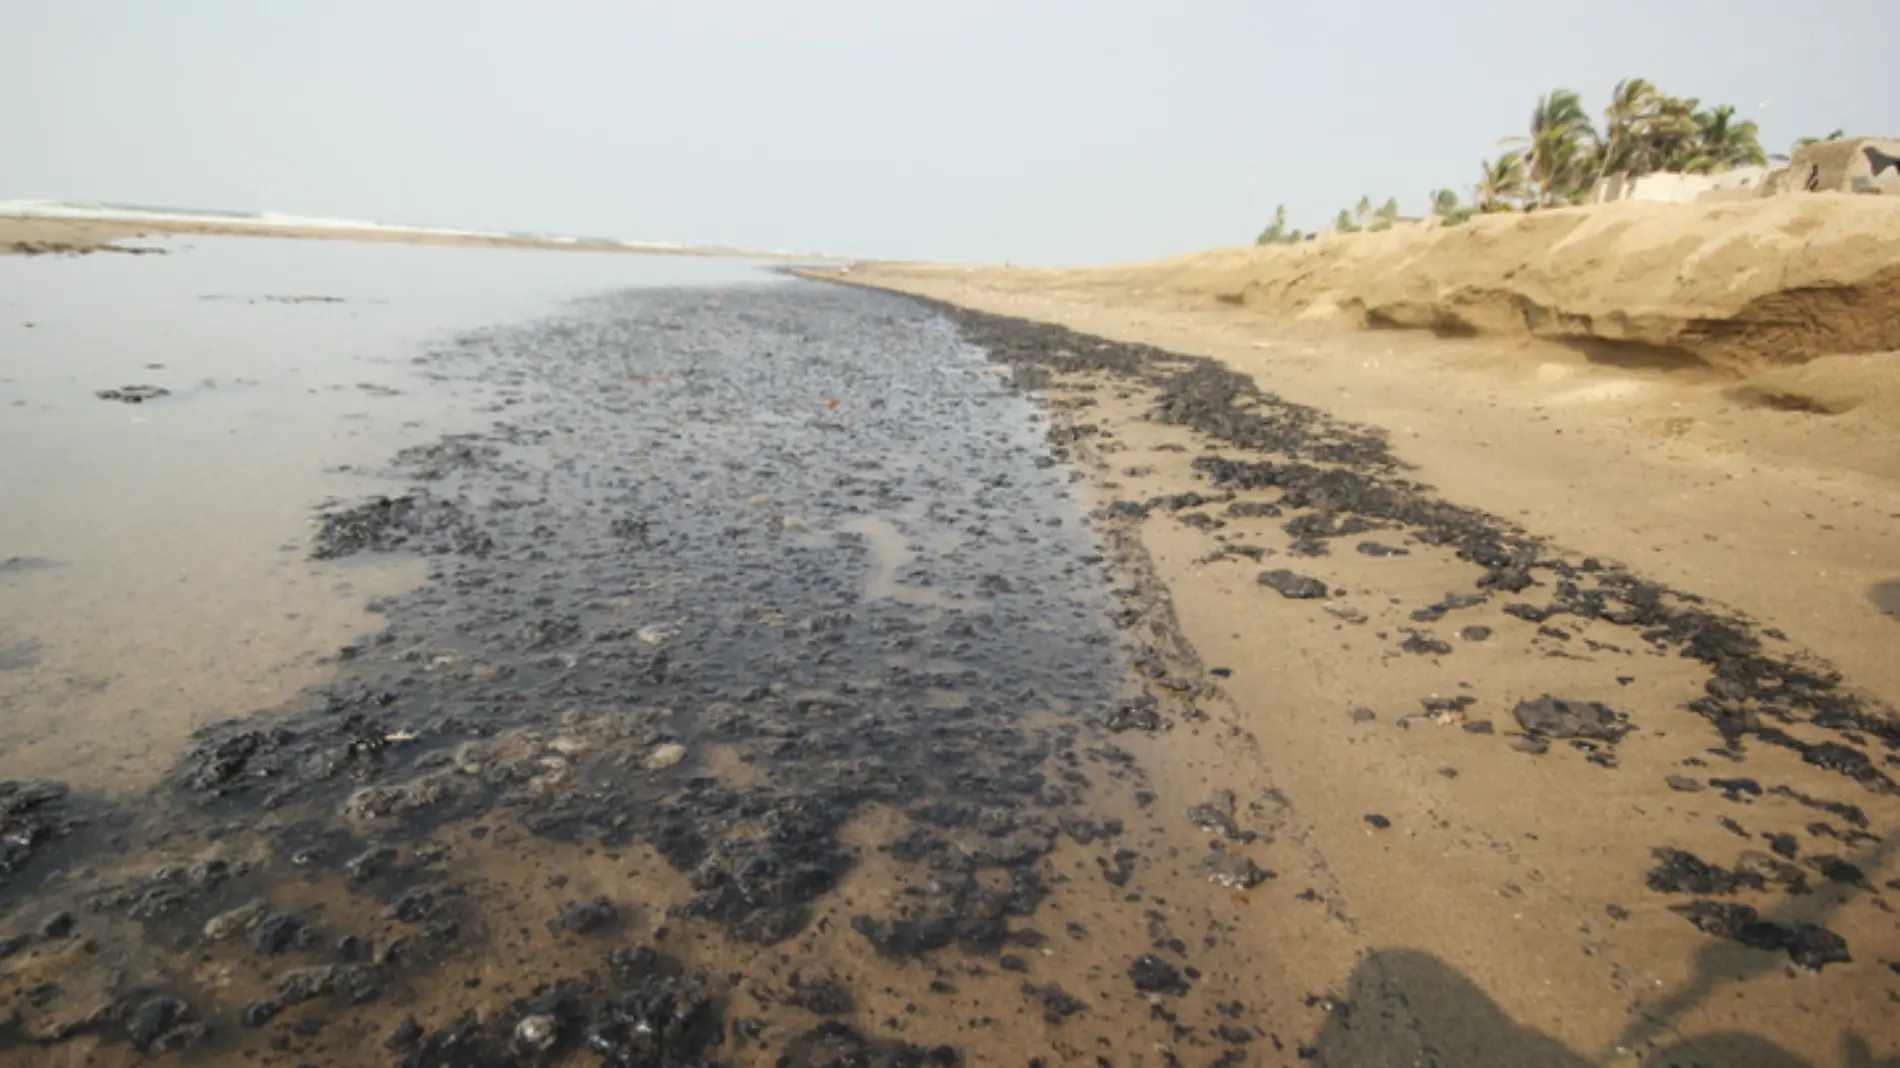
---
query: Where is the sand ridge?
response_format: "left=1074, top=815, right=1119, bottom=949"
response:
left=846, top=195, right=1900, bottom=384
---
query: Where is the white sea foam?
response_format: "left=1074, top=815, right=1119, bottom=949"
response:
left=6, top=198, right=576, bottom=245
left=1, top=199, right=828, bottom=259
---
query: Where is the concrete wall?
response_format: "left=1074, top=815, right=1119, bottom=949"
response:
left=1587, top=138, right=1899, bottom=204
left=1588, top=167, right=1770, bottom=205
left=1775, top=138, right=1900, bottom=195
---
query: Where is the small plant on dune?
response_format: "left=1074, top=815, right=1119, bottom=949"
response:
left=1255, top=204, right=1306, bottom=245
left=1428, top=188, right=1473, bottom=225
left=1473, top=152, right=1530, bottom=212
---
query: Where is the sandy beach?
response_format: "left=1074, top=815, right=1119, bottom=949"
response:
left=799, top=194, right=1900, bottom=1065
left=0, top=204, right=1894, bottom=1067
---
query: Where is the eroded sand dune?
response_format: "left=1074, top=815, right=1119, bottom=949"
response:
left=880, top=196, right=1900, bottom=377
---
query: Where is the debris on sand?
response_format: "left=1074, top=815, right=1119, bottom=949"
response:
left=126, top=996, right=204, bottom=1053
left=1187, top=790, right=1256, bottom=842
left=1400, top=631, right=1452, bottom=656
left=1512, top=696, right=1631, bottom=743
left=1355, top=541, right=1408, bottom=557
left=340, top=775, right=458, bottom=822
left=1671, top=900, right=1850, bottom=971
left=1734, top=851, right=1810, bottom=893
left=513, top=1012, right=560, bottom=1053
left=0, top=779, right=76, bottom=888
left=1257, top=569, right=1327, bottom=599
left=1129, top=954, right=1190, bottom=996
left=1422, top=695, right=1476, bottom=725
left=389, top=436, right=500, bottom=480
left=1768, top=786, right=1868, bottom=828
left=1103, top=696, right=1163, bottom=732
left=94, top=384, right=170, bottom=403
left=643, top=742, right=688, bottom=770
left=1710, top=777, right=1762, bottom=801
left=1227, top=501, right=1282, bottom=519
left=1023, top=982, right=1089, bottom=1024
left=784, top=973, right=856, bottom=1016
left=385, top=942, right=726, bottom=1064
left=310, top=493, right=495, bottom=559
left=778, top=1021, right=959, bottom=1068
left=550, top=896, right=619, bottom=936
left=1645, top=847, right=1765, bottom=895
left=1198, top=847, right=1274, bottom=889
left=1804, top=854, right=1868, bottom=888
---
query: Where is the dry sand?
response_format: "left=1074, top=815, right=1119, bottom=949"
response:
left=956, top=195, right=1900, bottom=375
left=803, top=196, right=1900, bottom=1065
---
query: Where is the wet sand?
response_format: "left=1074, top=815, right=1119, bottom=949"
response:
left=0, top=215, right=814, bottom=260
left=1, top=236, right=1893, bottom=1068
left=1, top=218, right=146, bottom=254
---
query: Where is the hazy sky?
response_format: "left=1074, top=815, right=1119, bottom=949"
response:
left=2, top=1, right=1891, bottom=264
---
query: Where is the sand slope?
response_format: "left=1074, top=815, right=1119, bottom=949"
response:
left=876, top=195, right=1900, bottom=377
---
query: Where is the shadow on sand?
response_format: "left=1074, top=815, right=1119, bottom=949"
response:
left=1308, top=947, right=1896, bottom=1068
left=1312, top=837, right=1898, bottom=1067
left=1869, top=578, right=1900, bottom=620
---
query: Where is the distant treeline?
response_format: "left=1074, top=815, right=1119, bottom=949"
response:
left=1259, top=79, right=1841, bottom=244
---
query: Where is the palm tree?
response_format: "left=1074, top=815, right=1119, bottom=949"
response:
left=1474, top=152, right=1529, bottom=212
left=1353, top=195, right=1373, bottom=226
left=1636, top=94, right=1703, bottom=173
left=1505, top=88, right=1596, bottom=205
left=1592, top=77, right=1657, bottom=184
left=1692, top=105, right=1768, bottom=170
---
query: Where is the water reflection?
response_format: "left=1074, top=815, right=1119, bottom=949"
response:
left=0, top=238, right=776, bottom=790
